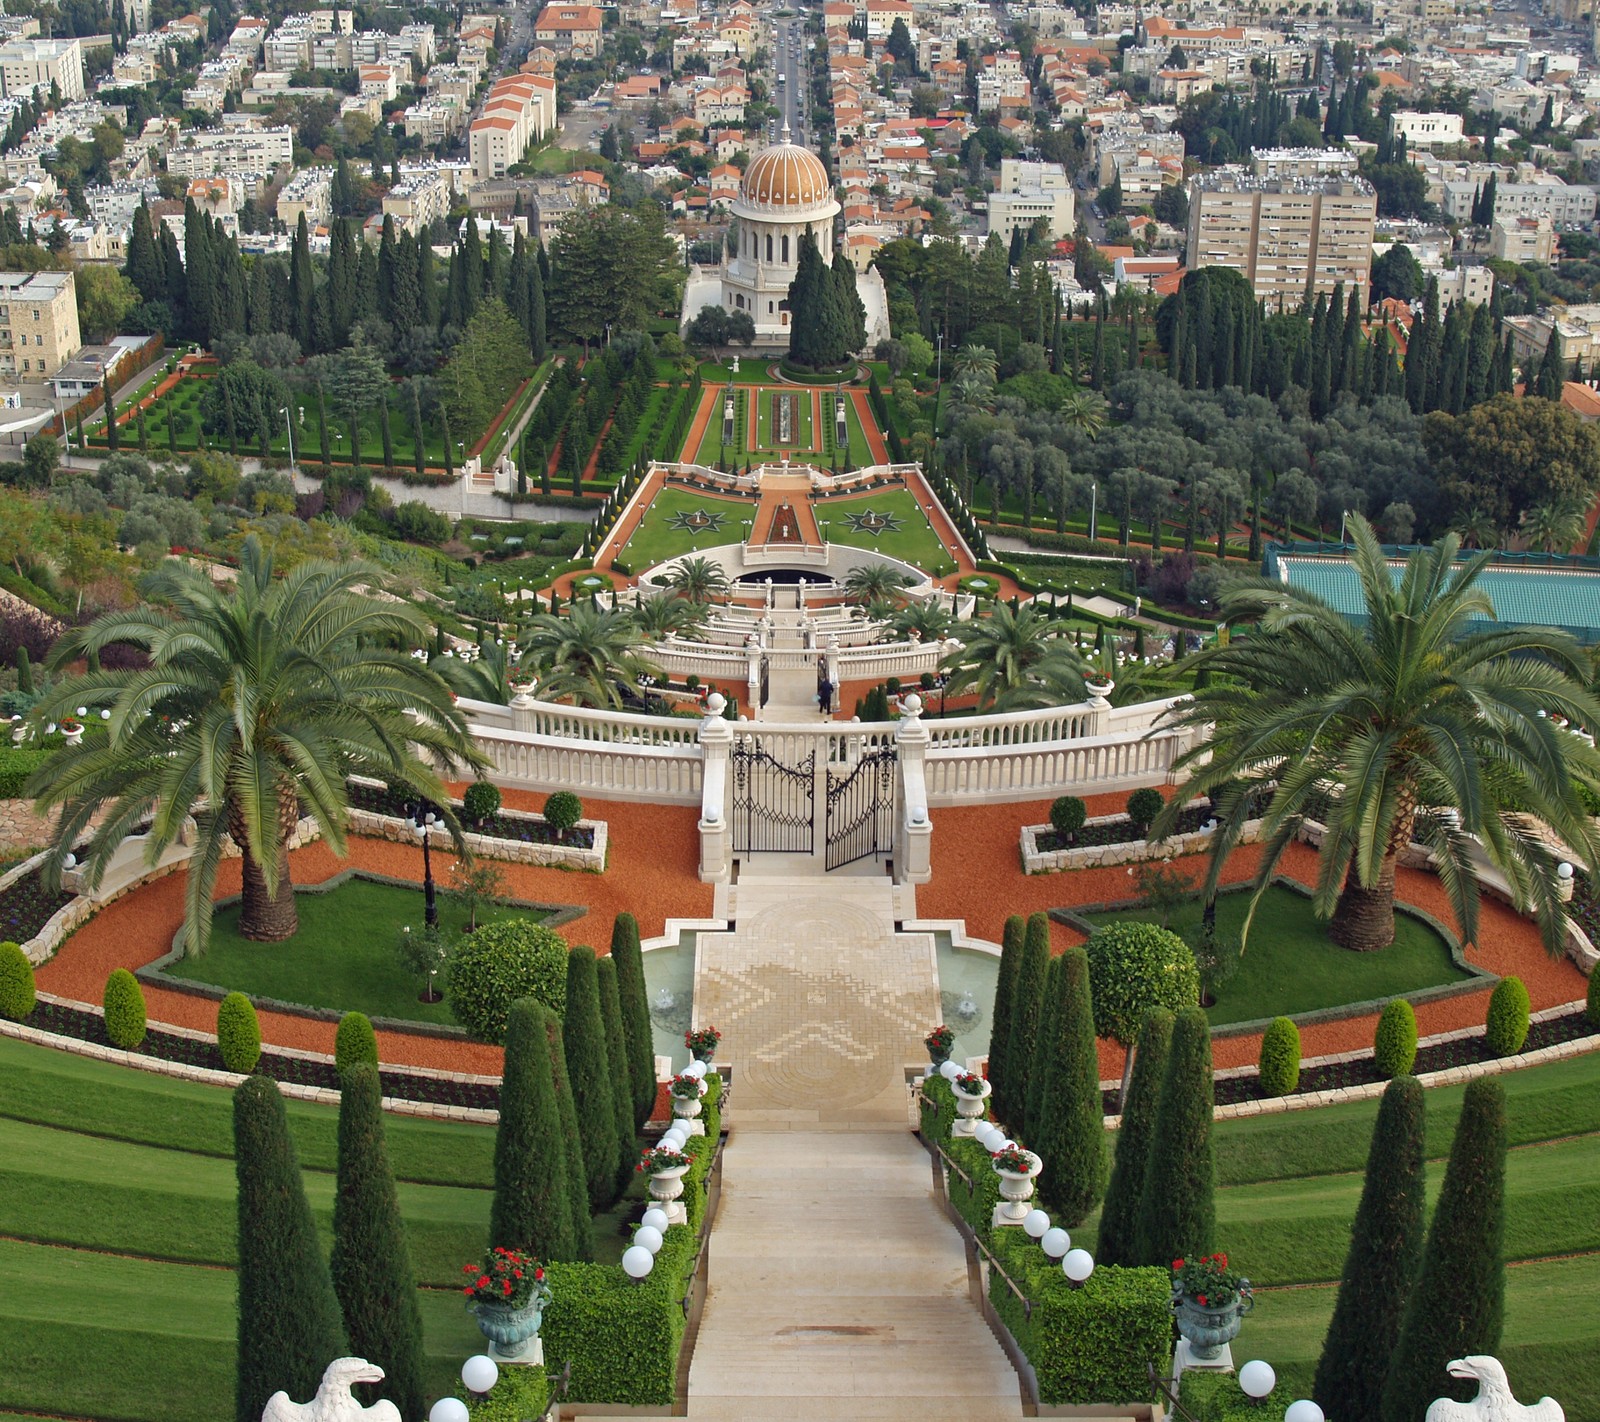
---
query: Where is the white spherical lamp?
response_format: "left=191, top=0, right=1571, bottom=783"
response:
left=1558, top=861, right=1574, bottom=881
left=641, top=1207, right=669, bottom=1232
left=1284, top=1402, right=1325, bottom=1422
left=974, top=1123, right=999, bottom=1149
left=938, top=1059, right=962, bottom=1080
left=429, top=1399, right=470, bottom=1422
left=461, top=1355, right=499, bottom=1394
left=622, top=1245, right=655, bottom=1279
left=1040, top=1228, right=1071, bottom=1259
left=634, top=1224, right=664, bottom=1255
left=1239, top=1361, right=1276, bottom=1400
left=1063, top=1248, right=1095, bottom=1284
left=1022, top=1209, right=1050, bottom=1239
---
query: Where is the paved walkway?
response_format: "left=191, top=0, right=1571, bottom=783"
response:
left=681, top=873, right=1027, bottom=1421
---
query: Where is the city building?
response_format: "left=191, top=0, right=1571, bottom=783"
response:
left=165, top=124, right=294, bottom=178
left=467, top=74, right=556, bottom=181
left=532, top=4, right=603, bottom=56
left=1388, top=110, right=1466, bottom=148
left=0, top=269, right=80, bottom=380
left=1492, top=213, right=1558, bottom=263
left=276, top=167, right=333, bottom=229
left=0, top=37, right=84, bottom=102
left=1186, top=168, right=1378, bottom=306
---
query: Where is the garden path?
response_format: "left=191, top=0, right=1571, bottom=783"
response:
left=682, top=874, right=1027, bottom=1420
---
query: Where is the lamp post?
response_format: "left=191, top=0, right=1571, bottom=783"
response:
left=1089, top=480, right=1098, bottom=542
left=405, top=798, right=439, bottom=928
left=280, top=406, right=295, bottom=469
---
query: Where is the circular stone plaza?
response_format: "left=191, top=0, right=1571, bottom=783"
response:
left=5, top=436, right=1598, bottom=1422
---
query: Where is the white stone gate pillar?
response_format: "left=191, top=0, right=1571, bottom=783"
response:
left=698, top=693, right=733, bottom=883
left=895, top=693, right=932, bottom=884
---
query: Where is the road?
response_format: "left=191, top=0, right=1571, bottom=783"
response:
left=770, top=14, right=808, bottom=145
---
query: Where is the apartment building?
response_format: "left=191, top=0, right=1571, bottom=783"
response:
left=0, top=269, right=80, bottom=380
left=276, top=166, right=332, bottom=229
left=1388, top=110, right=1465, bottom=148
left=467, top=74, right=556, bottom=180
left=165, top=124, right=294, bottom=178
left=0, top=37, right=84, bottom=102
left=1492, top=213, right=1558, bottom=262
left=1186, top=168, right=1378, bottom=306
left=1442, top=173, right=1598, bottom=225
left=532, top=4, right=603, bottom=56
left=382, top=169, right=451, bottom=233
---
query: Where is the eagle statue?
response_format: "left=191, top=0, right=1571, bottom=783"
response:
left=1425, top=1356, right=1564, bottom=1422
left=261, top=1358, right=403, bottom=1422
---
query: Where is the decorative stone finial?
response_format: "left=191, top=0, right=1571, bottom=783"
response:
left=1425, top=1356, right=1563, bottom=1422
left=261, top=1359, right=400, bottom=1422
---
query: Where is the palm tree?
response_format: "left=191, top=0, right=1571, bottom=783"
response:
left=518, top=605, right=660, bottom=709
left=843, top=563, right=912, bottom=607
left=890, top=599, right=953, bottom=643
left=1058, top=387, right=1108, bottom=439
left=1160, top=515, right=1600, bottom=955
left=938, top=603, right=1090, bottom=711
left=663, top=556, right=730, bottom=605
left=1453, top=507, right=1500, bottom=551
left=1520, top=499, right=1587, bottom=555
left=434, top=637, right=514, bottom=704
left=632, top=594, right=708, bottom=642
left=28, top=537, right=481, bottom=952
left=951, top=342, right=997, bottom=402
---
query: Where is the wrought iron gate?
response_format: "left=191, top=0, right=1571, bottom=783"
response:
left=825, top=748, right=897, bottom=870
left=731, top=741, right=815, bottom=854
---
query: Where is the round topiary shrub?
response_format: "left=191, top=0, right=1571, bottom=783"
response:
left=1125, top=787, right=1164, bottom=834
left=1258, top=1016, right=1301, bottom=1097
left=1050, top=795, right=1087, bottom=840
left=1485, top=975, right=1531, bottom=1058
left=103, top=968, right=147, bottom=1050
left=0, top=940, right=34, bottom=1021
left=463, top=780, right=502, bottom=825
left=217, top=991, right=261, bottom=1073
left=335, top=1011, right=379, bottom=1073
left=1082, top=921, right=1200, bottom=1048
left=448, top=918, right=570, bottom=1043
left=543, top=791, right=583, bottom=840
left=1589, top=968, right=1600, bottom=1027
left=1374, top=998, right=1418, bottom=1079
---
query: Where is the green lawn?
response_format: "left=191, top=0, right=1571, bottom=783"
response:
left=158, top=874, right=557, bottom=1027
left=756, top=387, right=814, bottom=449
left=690, top=383, right=877, bottom=467
left=818, top=486, right=953, bottom=574
left=617, top=483, right=757, bottom=570
left=1077, top=883, right=1473, bottom=1027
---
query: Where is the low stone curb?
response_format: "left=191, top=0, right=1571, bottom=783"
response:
left=346, top=804, right=607, bottom=872
left=1021, top=811, right=1264, bottom=873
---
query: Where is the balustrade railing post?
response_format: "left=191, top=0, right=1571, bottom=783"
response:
left=895, top=694, right=932, bottom=884
left=697, top=693, right=733, bottom=883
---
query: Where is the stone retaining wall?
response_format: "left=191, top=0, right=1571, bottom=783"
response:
left=346, top=805, right=607, bottom=872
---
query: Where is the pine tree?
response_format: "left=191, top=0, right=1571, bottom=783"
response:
left=564, top=946, right=622, bottom=1211
left=330, top=1064, right=426, bottom=1421
left=490, top=999, right=578, bottom=1260
left=1314, top=1075, right=1427, bottom=1422
left=986, top=915, right=1026, bottom=1125
left=544, top=1005, right=594, bottom=1260
left=1033, top=947, right=1103, bottom=1226
left=1134, top=1006, right=1216, bottom=1267
left=1003, top=913, right=1051, bottom=1135
left=596, top=956, right=638, bottom=1198
left=1380, top=1079, right=1507, bottom=1422
left=233, top=1076, right=346, bottom=1422
left=610, top=912, right=656, bottom=1128
left=1096, top=1007, right=1174, bottom=1267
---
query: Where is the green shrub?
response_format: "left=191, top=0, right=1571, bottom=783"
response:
left=454, top=1366, right=550, bottom=1421
left=1135, top=1006, right=1215, bottom=1267
left=1374, top=998, right=1418, bottom=1078
left=610, top=912, right=656, bottom=1130
left=1083, top=920, right=1200, bottom=1049
left=544, top=790, right=583, bottom=838
left=1049, top=795, right=1087, bottom=838
left=1314, top=1076, right=1427, bottom=1422
left=217, top=992, right=261, bottom=1073
left=596, top=955, right=638, bottom=1199
left=1003, top=913, right=1051, bottom=1133
left=1034, top=948, right=1104, bottom=1226
left=1257, top=1016, right=1301, bottom=1097
left=1179, top=1370, right=1295, bottom=1420
left=1589, top=967, right=1600, bottom=1027
left=1125, top=787, right=1164, bottom=832
left=1485, top=975, right=1530, bottom=1058
left=1380, top=1078, right=1508, bottom=1422
left=103, top=968, right=146, bottom=1050
left=1097, top=1007, right=1173, bottom=1268
left=0, top=939, right=34, bottom=1020
left=564, top=945, right=621, bottom=1212
left=448, top=918, right=570, bottom=1043
left=987, top=914, right=1026, bottom=1126
left=462, top=780, right=502, bottom=824
left=335, top=1011, right=379, bottom=1073
left=0, top=746, right=49, bottom=797
left=492, top=999, right=578, bottom=1260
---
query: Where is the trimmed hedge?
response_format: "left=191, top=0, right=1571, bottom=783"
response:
left=0, top=745, right=49, bottom=798
left=334, top=1011, right=379, bottom=1073
left=1180, top=1370, right=1295, bottom=1420
left=0, top=939, right=34, bottom=1020
left=104, top=967, right=146, bottom=1050
left=448, top=918, right=570, bottom=1043
left=217, top=992, right=261, bottom=1073
left=1589, top=967, right=1600, bottom=1027
left=1485, top=975, right=1530, bottom=1058
left=455, top=1365, right=550, bottom=1420
left=1257, top=1016, right=1301, bottom=1097
left=1374, top=998, right=1419, bottom=1078
left=1082, top=920, right=1200, bottom=1048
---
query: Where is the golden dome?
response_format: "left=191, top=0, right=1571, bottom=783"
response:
left=740, top=139, right=832, bottom=211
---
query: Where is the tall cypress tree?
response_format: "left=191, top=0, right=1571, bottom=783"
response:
left=126, top=203, right=164, bottom=302
left=409, top=381, right=425, bottom=474
left=330, top=1063, right=426, bottom=1421
left=1033, top=947, right=1103, bottom=1226
left=317, top=382, right=331, bottom=470
left=1134, top=1006, right=1216, bottom=1267
left=102, top=377, right=119, bottom=450
left=596, top=956, right=638, bottom=1199
left=378, top=395, right=394, bottom=471
left=1380, top=1079, right=1508, bottom=1422
left=610, top=912, right=656, bottom=1128
left=544, top=1006, right=594, bottom=1260
left=564, top=946, right=622, bottom=1211
left=1023, top=953, right=1061, bottom=1145
left=1096, top=1007, right=1174, bottom=1267
left=1314, top=1075, right=1427, bottom=1422
left=987, top=914, right=1026, bottom=1126
left=528, top=256, right=547, bottom=361
left=233, top=1076, right=346, bottom=1422
left=490, top=999, right=578, bottom=1260
left=290, top=214, right=316, bottom=352
left=1003, top=913, right=1051, bottom=1134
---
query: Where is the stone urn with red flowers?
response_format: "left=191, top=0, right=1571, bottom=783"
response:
left=462, top=1245, right=552, bottom=1363
left=1170, top=1252, right=1253, bottom=1361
